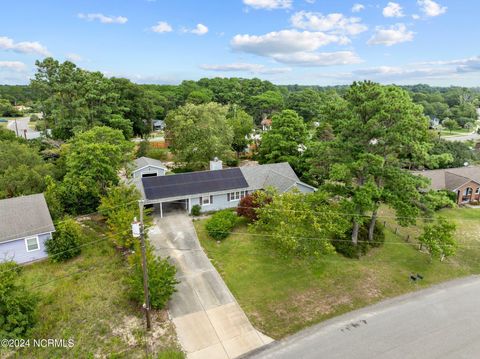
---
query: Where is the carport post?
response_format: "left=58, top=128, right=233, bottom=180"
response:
left=138, top=200, right=152, bottom=331
left=160, top=202, right=163, bottom=218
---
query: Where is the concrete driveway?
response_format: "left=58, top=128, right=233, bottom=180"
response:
left=149, top=212, right=272, bottom=359
left=244, top=276, right=480, bottom=359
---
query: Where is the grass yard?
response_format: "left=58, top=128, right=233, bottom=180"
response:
left=194, top=207, right=480, bottom=339
left=3, top=218, right=183, bottom=359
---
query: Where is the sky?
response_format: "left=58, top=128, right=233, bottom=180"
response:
left=0, top=0, right=479, bottom=86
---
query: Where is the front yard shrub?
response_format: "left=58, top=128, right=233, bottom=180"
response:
left=205, top=210, right=238, bottom=240
left=45, top=217, right=83, bottom=262
left=236, top=191, right=271, bottom=222
left=128, top=243, right=178, bottom=310
left=191, top=204, right=201, bottom=216
left=332, top=222, right=385, bottom=259
left=0, top=262, right=37, bottom=339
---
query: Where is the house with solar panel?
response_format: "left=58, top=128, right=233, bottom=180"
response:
left=130, top=157, right=315, bottom=217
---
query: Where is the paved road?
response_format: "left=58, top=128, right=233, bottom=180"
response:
left=149, top=211, right=272, bottom=359
left=443, top=132, right=480, bottom=142
left=245, top=276, right=480, bottom=359
left=7, top=117, right=42, bottom=140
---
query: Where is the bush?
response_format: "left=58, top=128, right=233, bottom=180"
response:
left=146, top=147, right=169, bottom=161
left=45, top=217, right=83, bottom=262
left=191, top=204, right=201, bottom=216
left=0, top=262, right=37, bottom=339
left=128, top=243, right=178, bottom=310
left=236, top=191, right=271, bottom=222
left=332, top=222, right=385, bottom=259
left=205, top=210, right=238, bottom=240
left=225, top=158, right=239, bottom=167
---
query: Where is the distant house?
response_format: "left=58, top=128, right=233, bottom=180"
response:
left=261, top=118, right=272, bottom=131
left=412, top=166, right=480, bottom=205
left=131, top=156, right=168, bottom=179
left=133, top=158, right=315, bottom=217
left=0, top=194, right=55, bottom=264
left=153, top=120, right=165, bottom=131
left=429, top=116, right=441, bottom=129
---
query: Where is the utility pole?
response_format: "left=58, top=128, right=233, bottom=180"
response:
left=133, top=200, right=152, bottom=331
left=14, top=119, right=19, bottom=137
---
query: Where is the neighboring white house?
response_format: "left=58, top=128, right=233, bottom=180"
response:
left=130, top=156, right=168, bottom=179
left=131, top=158, right=315, bottom=217
left=0, top=194, right=55, bottom=264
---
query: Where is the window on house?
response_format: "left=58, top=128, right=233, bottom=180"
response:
left=476, top=188, right=480, bottom=194
left=465, top=187, right=473, bottom=196
left=25, top=236, right=40, bottom=252
left=201, top=195, right=212, bottom=205
left=228, top=190, right=246, bottom=201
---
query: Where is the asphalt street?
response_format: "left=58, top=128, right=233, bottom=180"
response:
left=245, top=276, right=480, bottom=359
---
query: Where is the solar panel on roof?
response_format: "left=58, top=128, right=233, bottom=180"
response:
left=142, top=167, right=248, bottom=200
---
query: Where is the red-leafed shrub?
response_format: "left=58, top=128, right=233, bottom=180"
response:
left=236, top=191, right=271, bottom=222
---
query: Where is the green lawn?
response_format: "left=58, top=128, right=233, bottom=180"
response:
left=194, top=208, right=480, bottom=339
left=4, top=218, right=183, bottom=359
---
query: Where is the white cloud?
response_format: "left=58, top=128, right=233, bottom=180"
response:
left=189, top=23, right=209, bottom=35
left=151, top=21, right=173, bottom=33
left=271, top=51, right=362, bottom=66
left=412, top=14, right=420, bottom=20
left=243, top=0, right=292, bottom=9
left=0, top=61, right=27, bottom=72
left=78, top=13, right=128, bottom=24
left=66, top=53, right=83, bottom=62
left=305, top=0, right=316, bottom=3
left=368, top=23, right=414, bottom=46
left=231, top=29, right=361, bottom=66
left=200, top=63, right=291, bottom=74
left=290, top=11, right=368, bottom=36
left=383, top=2, right=404, bottom=17
left=232, top=30, right=345, bottom=55
left=0, top=36, right=50, bottom=56
left=417, top=0, right=447, bottom=17
left=351, top=3, right=365, bottom=13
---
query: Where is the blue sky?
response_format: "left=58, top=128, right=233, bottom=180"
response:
left=0, top=0, right=479, bottom=86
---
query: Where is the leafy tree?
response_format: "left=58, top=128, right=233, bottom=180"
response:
left=0, top=127, right=19, bottom=141
left=0, top=141, right=52, bottom=198
left=227, top=106, right=254, bottom=157
left=442, top=118, right=458, bottom=133
left=165, top=102, right=233, bottom=170
left=285, top=89, right=322, bottom=122
left=128, top=242, right=178, bottom=310
left=45, top=217, right=83, bottom=262
left=99, top=184, right=144, bottom=249
left=258, top=110, right=307, bottom=172
left=419, top=217, right=457, bottom=261
left=251, top=90, right=284, bottom=122
left=108, top=114, right=134, bottom=139
left=44, top=175, right=65, bottom=220
left=61, top=126, right=134, bottom=214
left=0, top=98, right=16, bottom=116
left=310, top=82, right=435, bottom=243
left=0, top=262, right=37, bottom=339
left=255, top=191, right=349, bottom=257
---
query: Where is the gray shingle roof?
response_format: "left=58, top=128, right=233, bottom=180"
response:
left=240, top=162, right=300, bottom=190
left=412, top=166, right=480, bottom=191
left=132, top=157, right=166, bottom=172
left=0, top=194, right=55, bottom=243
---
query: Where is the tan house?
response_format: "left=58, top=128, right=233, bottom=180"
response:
left=413, top=166, right=480, bottom=205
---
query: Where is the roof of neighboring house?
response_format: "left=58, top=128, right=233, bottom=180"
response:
left=142, top=167, right=249, bottom=200
left=153, top=120, right=165, bottom=126
left=132, top=157, right=167, bottom=173
left=412, top=166, right=480, bottom=191
left=0, top=193, right=55, bottom=243
left=260, top=118, right=272, bottom=126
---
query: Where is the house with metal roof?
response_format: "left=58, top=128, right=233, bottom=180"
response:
left=0, top=193, right=55, bottom=264
left=412, top=166, right=480, bottom=205
left=132, top=158, right=315, bottom=217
